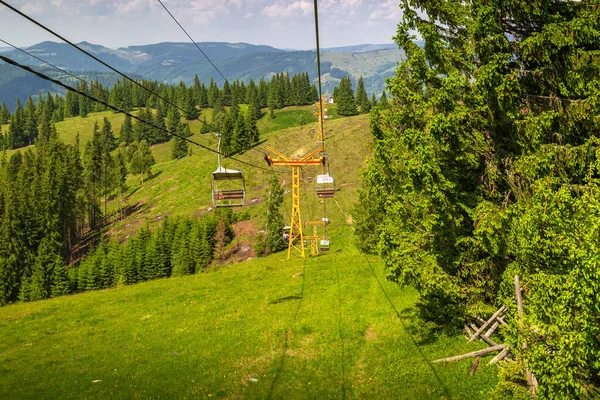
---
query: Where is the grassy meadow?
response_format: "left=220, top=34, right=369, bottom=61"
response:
left=0, top=104, right=500, bottom=398
left=0, top=229, right=498, bottom=399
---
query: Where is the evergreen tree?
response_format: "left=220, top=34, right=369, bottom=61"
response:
left=355, top=76, right=370, bottom=113
left=335, top=76, right=358, bottom=116
left=129, top=140, right=155, bottom=183
left=23, top=96, right=38, bottom=146
left=120, top=114, right=134, bottom=145
left=0, top=101, right=9, bottom=124
left=171, top=124, right=189, bottom=160
left=83, top=122, right=103, bottom=230
left=355, top=1, right=600, bottom=396
left=255, top=174, right=286, bottom=256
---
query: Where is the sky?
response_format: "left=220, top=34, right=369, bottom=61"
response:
left=0, top=0, right=403, bottom=50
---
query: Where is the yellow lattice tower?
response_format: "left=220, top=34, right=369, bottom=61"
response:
left=304, top=221, right=327, bottom=256
left=266, top=146, right=324, bottom=259
left=313, top=95, right=327, bottom=143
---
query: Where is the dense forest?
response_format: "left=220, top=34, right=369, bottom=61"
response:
left=354, top=0, right=599, bottom=397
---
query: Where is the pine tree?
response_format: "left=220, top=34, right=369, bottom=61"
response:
left=171, top=124, right=189, bottom=160
left=355, top=76, right=370, bottom=113
left=83, top=122, right=103, bottom=229
left=119, top=114, right=134, bottom=145
left=0, top=101, right=9, bottom=124
left=335, top=76, right=358, bottom=116
left=129, top=140, right=155, bottom=183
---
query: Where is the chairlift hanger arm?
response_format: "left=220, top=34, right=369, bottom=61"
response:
left=266, top=146, right=292, bottom=162
left=301, top=147, right=325, bottom=162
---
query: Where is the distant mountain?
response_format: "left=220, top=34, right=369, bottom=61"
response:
left=322, top=44, right=397, bottom=53
left=0, top=47, right=10, bottom=53
left=0, top=41, right=404, bottom=107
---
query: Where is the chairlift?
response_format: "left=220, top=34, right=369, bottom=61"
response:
left=212, top=135, right=245, bottom=207
left=319, top=239, right=330, bottom=252
left=316, top=174, right=335, bottom=198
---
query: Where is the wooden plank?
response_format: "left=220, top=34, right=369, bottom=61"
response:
left=469, top=306, right=507, bottom=342
left=465, top=324, right=473, bottom=339
left=484, top=321, right=500, bottom=338
left=470, top=356, right=480, bottom=376
left=488, top=347, right=510, bottom=365
left=470, top=324, right=499, bottom=347
left=433, top=344, right=506, bottom=363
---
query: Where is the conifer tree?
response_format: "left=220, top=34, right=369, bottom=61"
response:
left=120, top=114, right=134, bottom=145
left=83, top=122, right=103, bottom=229
left=23, top=96, right=38, bottom=146
left=336, top=76, right=358, bottom=116
left=171, top=124, right=189, bottom=160
left=0, top=101, right=9, bottom=124
left=129, top=140, right=155, bottom=183
left=355, top=76, right=370, bottom=113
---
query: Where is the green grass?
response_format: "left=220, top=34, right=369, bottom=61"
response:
left=0, top=228, right=498, bottom=399
left=0, top=105, right=500, bottom=398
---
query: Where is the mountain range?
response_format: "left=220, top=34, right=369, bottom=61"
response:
left=0, top=41, right=404, bottom=111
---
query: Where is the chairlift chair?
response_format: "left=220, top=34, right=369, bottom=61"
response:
left=319, top=239, right=330, bottom=252
left=211, top=135, right=245, bottom=207
left=316, top=174, right=335, bottom=198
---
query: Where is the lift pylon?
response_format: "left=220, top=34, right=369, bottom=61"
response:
left=265, top=146, right=324, bottom=259
left=305, top=219, right=329, bottom=256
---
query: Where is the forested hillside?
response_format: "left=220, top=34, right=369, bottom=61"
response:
left=354, top=0, right=600, bottom=397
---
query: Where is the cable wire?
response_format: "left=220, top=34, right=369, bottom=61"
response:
left=0, top=0, right=221, bottom=133
left=154, top=0, right=275, bottom=139
left=155, top=0, right=227, bottom=83
left=0, top=54, right=279, bottom=174
left=0, top=38, right=112, bottom=98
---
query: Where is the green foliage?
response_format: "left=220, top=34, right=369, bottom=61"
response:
left=255, top=174, right=286, bottom=256
left=128, top=140, right=155, bottom=183
left=335, top=76, right=358, bottom=116
left=354, top=0, right=600, bottom=395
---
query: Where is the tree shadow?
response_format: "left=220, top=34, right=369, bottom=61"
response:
left=363, top=256, right=452, bottom=398
left=266, top=261, right=306, bottom=400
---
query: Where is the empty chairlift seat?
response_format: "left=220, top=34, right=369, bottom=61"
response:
left=211, top=167, right=245, bottom=207
left=316, top=174, right=335, bottom=198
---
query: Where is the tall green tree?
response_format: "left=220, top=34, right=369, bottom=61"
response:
left=120, top=114, right=134, bottom=145
left=335, top=76, right=358, bottom=116
left=355, top=76, right=370, bottom=113
left=129, top=140, right=155, bottom=183
left=355, top=0, right=600, bottom=396
left=0, top=101, right=9, bottom=124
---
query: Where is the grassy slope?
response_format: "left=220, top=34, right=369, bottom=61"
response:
left=0, top=105, right=500, bottom=398
left=0, top=232, right=498, bottom=399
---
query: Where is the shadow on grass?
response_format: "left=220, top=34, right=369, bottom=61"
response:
left=266, top=260, right=306, bottom=400
left=362, top=255, right=452, bottom=398
left=269, top=294, right=303, bottom=305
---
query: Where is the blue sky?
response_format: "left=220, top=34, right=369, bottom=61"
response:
left=0, top=0, right=403, bottom=49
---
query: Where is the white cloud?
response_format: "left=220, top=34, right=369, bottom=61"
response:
left=368, top=0, right=402, bottom=21
left=263, top=1, right=312, bottom=18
